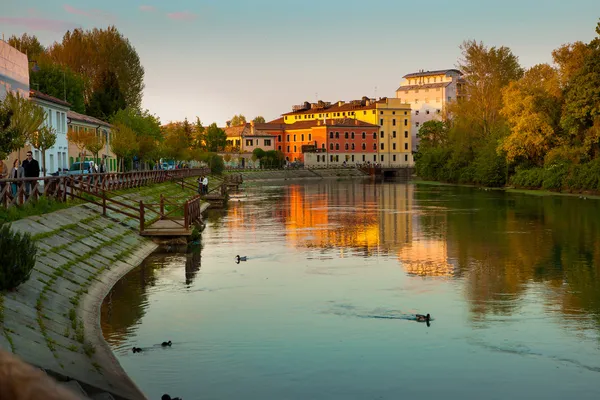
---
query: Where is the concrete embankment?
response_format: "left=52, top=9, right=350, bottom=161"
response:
left=230, top=168, right=368, bottom=181
left=0, top=181, right=204, bottom=399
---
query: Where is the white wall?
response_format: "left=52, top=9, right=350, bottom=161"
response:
left=34, top=100, right=69, bottom=175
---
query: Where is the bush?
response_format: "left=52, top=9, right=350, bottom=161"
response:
left=542, top=163, right=569, bottom=191
left=0, top=224, right=37, bottom=290
left=511, top=167, right=544, bottom=188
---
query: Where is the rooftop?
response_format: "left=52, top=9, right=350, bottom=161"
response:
left=282, top=97, right=402, bottom=117
left=30, top=90, right=71, bottom=108
left=67, top=110, right=112, bottom=128
left=402, top=69, right=462, bottom=79
left=396, top=82, right=452, bottom=92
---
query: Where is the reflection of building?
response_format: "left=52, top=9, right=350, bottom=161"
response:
left=67, top=111, right=115, bottom=171
left=397, top=240, right=455, bottom=277
left=395, top=69, right=464, bottom=151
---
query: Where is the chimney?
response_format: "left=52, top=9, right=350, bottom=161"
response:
left=226, top=120, right=231, bottom=127
left=354, top=119, right=359, bottom=126
left=338, top=101, right=344, bottom=106
left=250, top=120, right=255, bottom=135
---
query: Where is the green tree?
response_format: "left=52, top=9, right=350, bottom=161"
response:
left=110, top=123, right=139, bottom=172
left=2, top=93, right=45, bottom=156
left=417, top=120, right=449, bottom=149
left=30, top=59, right=86, bottom=113
left=48, top=26, right=145, bottom=110
left=8, top=33, right=45, bottom=60
left=87, top=70, right=127, bottom=120
left=193, top=117, right=206, bottom=149
left=0, top=101, right=20, bottom=159
left=230, top=114, right=247, bottom=126
left=111, top=108, right=161, bottom=140
left=205, top=123, right=227, bottom=152
left=30, top=125, right=57, bottom=176
left=253, top=116, right=266, bottom=124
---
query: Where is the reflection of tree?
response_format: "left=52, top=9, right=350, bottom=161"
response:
left=415, top=187, right=600, bottom=329
left=100, top=255, right=169, bottom=346
left=185, top=248, right=202, bottom=286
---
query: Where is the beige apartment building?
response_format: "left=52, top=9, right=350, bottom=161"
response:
left=396, top=69, right=464, bottom=151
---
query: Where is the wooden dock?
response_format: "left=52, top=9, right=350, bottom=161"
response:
left=140, top=219, right=191, bottom=236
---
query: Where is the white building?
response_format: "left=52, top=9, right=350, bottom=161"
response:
left=396, top=69, right=464, bottom=151
left=30, top=90, right=70, bottom=175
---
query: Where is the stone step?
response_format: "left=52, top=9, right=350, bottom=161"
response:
left=62, top=380, right=89, bottom=397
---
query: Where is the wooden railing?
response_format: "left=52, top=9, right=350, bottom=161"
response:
left=0, top=168, right=210, bottom=209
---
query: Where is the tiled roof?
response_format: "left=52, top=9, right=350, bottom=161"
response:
left=30, top=90, right=70, bottom=108
left=223, top=124, right=249, bottom=138
left=67, top=111, right=112, bottom=128
left=402, top=69, right=462, bottom=79
left=395, top=82, right=451, bottom=92
left=279, top=118, right=379, bottom=131
left=281, top=98, right=387, bottom=117
left=267, top=117, right=285, bottom=124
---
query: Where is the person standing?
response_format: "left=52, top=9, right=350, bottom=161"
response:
left=10, top=159, right=24, bottom=197
left=202, top=175, right=209, bottom=195
left=21, top=150, right=40, bottom=197
left=197, top=175, right=203, bottom=195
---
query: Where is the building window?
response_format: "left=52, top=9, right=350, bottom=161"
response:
left=285, top=116, right=288, bottom=120
left=330, top=155, right=334, bottom=162
left=287, top=146, right=290, bottom=152
left=405, top=154, right=408, bottom=161
left=405, top=143, right=408, bottom=150
left=404, top=119, right=408, bottom=126
left=293, top=134, right=296, bottom=141
left=434, top=77, right=437, bottom=83
left=317, top=155, right=320, bottom=162
left=345, top=132, right=349, bottom=139
left=392, top=111, right=396, bottom=115
left=437, top=109, right=441, bottom=114
left=405, top=131, right=409, bottom=138
left=278, top=145, right=282, bottom=151
left=246, top=139, right=253, bottom=146
left=380, top=111, right=384, bottom=115
left=345, top=143, right=349, bottom=150
left=416, top=122, right=420, bottom=128
left=415, top=111, right=419, bottom=115
left=351, top=132, right=355, bottom=139
left=372, top=110, right=375, bottom=114
left=335, top=143, right=339, bottom=150
left=393, top=143, right=396, bottom=150
left=322, top=143, right=325, bottom=149
left=301, top=134, right=304, bottom=141
left=380, top=143, right=384, bottom=150
left=426, top=110, right=430, bottom=114
left=308, top=134, right=312, bottom=141
left=380, top=119, right=383, bottom=125
left=373, top=143, right=377, bottom=150
left=264, top=139, right=271, bottom=146
left=381, top=155, right=384, bottom=162
left=404, top=111, right=408, bottom=115
left=362, top=132, right=366, bottom=139
left=373, top=132, right=377, bottom=139
left=393, top=131, right=397, bottom=138
left=278, top=135, right=282, bottom=141
left=362, top=155, right=366, bottom=162
left=351, top=155, right=355, bottom=162
left=294, top=145, right=297, bottom=152
left=363, top=111, right=366, bottom=115
left=335, top=132, right=339, bottom=139
left=335, top=155, right=339, bottom=162
left=330, top=131, right=334, bottom=139
left=330, top=143, right=334, bottom=150
left=362, top=143, right=366, bottom=150
left=287, top=135, right=290, bottom=141
left=351, top=143, right=355, bottom=150
left=393, top=155, right=397, bottom=161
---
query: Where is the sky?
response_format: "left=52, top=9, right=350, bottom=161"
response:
left=0, top=0, right=598, bottom=125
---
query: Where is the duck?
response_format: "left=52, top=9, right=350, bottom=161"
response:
left=161, top=395, right=181, bottom=400
left=416, top=314, right=431, bottom=322
left=132, top=347, right=142, bottom=353
left=161, top=341, right=172, bottom=347
left=235, top=255, right=247, bottom=263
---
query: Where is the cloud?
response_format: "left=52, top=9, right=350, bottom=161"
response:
left=0, top=17, right=80, bottom=33
left=63, top=4, right=116, bottom=22
left=139, top=5, right=156, bottom=12
left=167, top=11, right=197, bottom=21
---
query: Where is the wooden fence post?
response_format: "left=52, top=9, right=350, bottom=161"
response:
left=140, top=200, right=145, bottom=233
left=160, top=194, right=164, bottom=217
left=102, top=190, right=107, bottom=216
left=184, top=200, right=189, bottom=230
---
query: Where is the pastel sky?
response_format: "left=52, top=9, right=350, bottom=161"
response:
left=1, top=0, right=598, bottom=125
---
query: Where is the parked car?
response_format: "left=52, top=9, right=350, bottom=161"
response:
left=68, top=162, right=93, bottom=175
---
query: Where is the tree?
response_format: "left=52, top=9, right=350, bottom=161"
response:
left=252, top=148, right=266, bottom=167
left=47, top=26, right=145, bottom=110
left=30, top=58, right=86, bottom=113
left=499, top=64, right=563, bottom=166
left=87, top=70, right=126, bottom=120
left=29, top=125, right=57, bottom=176
left=2, top=92, right=46, bottom=157
left=0, top=101, right=20, bottom=159
left=205, top=123, right=227, bottom=152
left=253, top=116, right=266, bottom=124
left=417, top=120, right=449, bottom=149
left=552, top=41, right=591, bottom=87
left=67, top=127, right=94, bottom=171
left=182, top=118, right=193, bottom=149
left=230, top=114, right=246, bottom=126
left=110, top=123, right=138, bottom=172
left=193, top=117, right=206, bottom=150
left=111, top=108, right=162, bottom=169
left=85, top=133, right=107, bottom=165
left=8, top=33, right=45, bottom=60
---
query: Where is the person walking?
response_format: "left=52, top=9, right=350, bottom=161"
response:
left=21, top=150, right=40, bottom=197
left=10, top=159, right=25, bottom=198
left=202, top=175, right=209, bottom=195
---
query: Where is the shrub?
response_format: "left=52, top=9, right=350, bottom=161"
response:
left=511, top=167, right=544, bottom=188
left=0, top=224, right=37, bottom=290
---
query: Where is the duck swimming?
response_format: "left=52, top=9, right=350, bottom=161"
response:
left=132, top=347, right=142, bottom=353
left=235, top=255, right=247, bottom=263
left=416, top=314, right=431, bottom=322
left=161, top=395, right=181, bottom=400
left=161, top=341, right=172, bottom=347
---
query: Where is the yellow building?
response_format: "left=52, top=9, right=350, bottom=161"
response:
left=279, top=97, right=413, bottom=166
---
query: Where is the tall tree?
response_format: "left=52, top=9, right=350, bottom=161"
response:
left=85, top=134, right=107, bottom=165
left=205, top=123, right=227, bottom=152
left=7, top=34, right=45, bottom=60
left=67, top=127, right=94, bottom=171
left=417, top=120, right=449, bottom=149
left=87, top=70, right=126, bottom=120
left=30, top=58, right=86, bottom=113
left=182, top=118, right=193, bottom=149
left=110, top=123, right=139, bottom=172
left=3, top=92, right=46, bottom=156
left=230, top=114, right=247, bottom=126
left=193, top=117, right=206, bottom=150
left=552, top=41, right=591, bottom=88
left=47, top=26, right=145, bottom=110
left=253, top=116, right=266, bottom=124
left=29, top=125, right=57, bottom=176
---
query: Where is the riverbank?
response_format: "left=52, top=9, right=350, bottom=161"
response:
left=412, top=179, right=600, bottom=200
left=0, top=179, right=207, bottom=399
left=226, top=168, right=368, bottom=181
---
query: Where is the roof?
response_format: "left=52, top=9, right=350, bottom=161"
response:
left=223, top=124, right=249, bottom=138
left=281, top=118, right=379, bottom=130
left=396, top=82, right=451, bottom=92
left=67, top=111, right=112, bottom=128
left=267, top=117, right=285, bottom=124
left=281, top=98, right=389, bottom=117
left=30, top=90, right=71, bottom=108
left=402, top=69, right=462, bottom=79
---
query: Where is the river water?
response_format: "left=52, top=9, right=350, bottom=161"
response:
left=101, top=180, right=600, bottom=400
